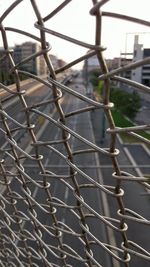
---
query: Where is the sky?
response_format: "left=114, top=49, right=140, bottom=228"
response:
left=0, top=0, right=150, bottom=69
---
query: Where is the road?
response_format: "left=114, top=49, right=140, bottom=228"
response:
left=0, top=78, right=52, bottom=164
left=1, top=75, right=112, bottom=266
left=135, top=98, right=150, bottom=125
left=0, top=74, right=149, bottom=266
left=25, top=78, right=113, bottom=266
left=91, top=108, right=150, bottom=267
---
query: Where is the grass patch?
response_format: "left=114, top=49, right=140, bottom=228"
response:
left=111, top=110, right=134, bottom=128
left=111, top=110, right=150, bottom=143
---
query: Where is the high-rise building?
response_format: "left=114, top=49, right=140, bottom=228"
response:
left=131, top=35, right=143, bottom=84
left=142, top=48, right=150, bottom=86
left=14, top=42, right=47, bottom=76
left=131, top=35, right=150, bottom=86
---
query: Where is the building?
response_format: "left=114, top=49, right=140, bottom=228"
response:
left=131, top=35, right=143, bottom=84
left=14, top=42, right=47, bottom=76
left=142, top=48, right=150, bottom=86
left=83, top=34, right=150, bottom=88
left=131, top=35, right=150, bottom=86
left=0, top=42, right=47, bottom=76
left=0, top=42, right=66, bottom=84
left=49, top=54, right=58, bottom=70
left=83, top=51, right=132, bottom=79
left=0, top=48, right=13, bottom=71
left=83, top=53, right=100, bottom=74
left=85, top=54, right=100, bottom=73
left=0, top=48, right=14, bottom=85
left=119, top=54, right=132, bottom=79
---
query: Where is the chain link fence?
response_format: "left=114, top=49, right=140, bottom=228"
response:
left=0, top=1, right=150, bottom=266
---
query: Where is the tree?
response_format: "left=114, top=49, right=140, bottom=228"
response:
left=89, top=70, right=100, bottom=87
left=89, top=71, right=141, bottom=120
left=110, top=87, right=141, bottom=120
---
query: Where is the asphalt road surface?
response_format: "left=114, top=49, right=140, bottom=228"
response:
left=1, top=76, right=112, bottom=266
left=91, top=108, right=150, bottom=267
left=1, top=74, right=149, bottom=267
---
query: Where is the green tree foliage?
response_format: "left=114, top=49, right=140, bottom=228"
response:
left=110, top=87, right=141, bottom=119
left=89, top=70, right=141, bottom=120
left=96, top=80, right=104, bottom=95
left=89, top=70, right=100, bottom=87
left=89, top=71, right=104, bottom=94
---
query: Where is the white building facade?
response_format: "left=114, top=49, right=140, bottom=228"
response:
left=131, top=35, right=143, bottom=84
left=131, top=35, right=150, bottom=86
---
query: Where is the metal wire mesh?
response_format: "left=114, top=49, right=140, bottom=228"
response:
left=0, top=1, right=150, bottom=266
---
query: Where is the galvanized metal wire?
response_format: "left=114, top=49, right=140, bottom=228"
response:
left=0, top=1, right=150, bottom=266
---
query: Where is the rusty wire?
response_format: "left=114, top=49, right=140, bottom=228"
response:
left=0, top=0, right=150, bottom=266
